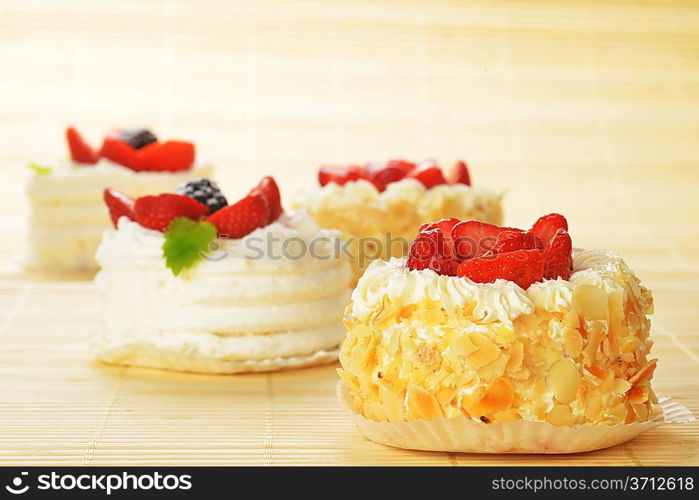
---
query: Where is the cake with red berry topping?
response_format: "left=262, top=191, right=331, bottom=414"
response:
left=338, top=214, right=659, bottom=452
left=26, top=127, right=212, bottom=273
left=292, top=159, right=503, bottom=284
left=94, top=177, right=351, bottom=374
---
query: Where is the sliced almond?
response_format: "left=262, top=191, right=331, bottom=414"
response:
left=573, top=284, right=608, bottom=320
left=547, top=358, right=581, bottom=404
left=406, top=385, right=444, bottom=420
left=547, top=404, right=575, bottom=426
left=465, top=332, right=501, bottom=369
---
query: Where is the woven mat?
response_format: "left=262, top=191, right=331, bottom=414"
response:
left=0, top=0, right=697, bottom=465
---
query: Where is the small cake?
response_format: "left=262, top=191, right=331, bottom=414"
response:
left=26, top=127, right=212, bottom=273
left=94, top=176, right=351, bottom=374
left=339, top=214, right=659, bottom=452
left=292, top=159, right=503, bottom=283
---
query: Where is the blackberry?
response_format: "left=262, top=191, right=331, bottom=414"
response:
left=119, top=128, right=158, bottom=149
left=176, top=178, right=228, bottom=214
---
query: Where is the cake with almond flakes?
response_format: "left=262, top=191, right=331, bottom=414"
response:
left=291, top=159, right=503, bottom=284
left=339, top=214, right=657, bottom=429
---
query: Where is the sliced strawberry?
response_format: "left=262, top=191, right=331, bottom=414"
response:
left=452, top=220, right=521, bottom=261
left=407, top=164, right=446, bottom=189
left=318, top=165, right=365, bottom=187
left=457, top=249, right=544, bottom=289
left=492, top=230, right=543, bottom=254
left=103, top=188, right=135, bottom=227
left=366, top=163, right=408, bottom=190
left=100, top=137, right=142, bottom=170
left=134, top=193, right=208, bottom=232
left=531, top=213, right=568, bottom=246
left=249, top=176, right=283, bottom=223
left=406, top=228, right=458, bottom=276
left=206, top=193, right=269, bottom=239
left=419, top=218, right=460, bottom=259
left=139, top=140, right=195, bottom=172
left=66, top=127, right=99, bottom=164
left=447, top=160, right=471, bottom=186
left=542, top=229, right=573, bottom=280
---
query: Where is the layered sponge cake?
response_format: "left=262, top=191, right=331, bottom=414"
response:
left=95, top=177, right=351, bottom=373
left=339, top=215, right=657, bottom=430
left=292, top=159, right=503, bottom=283
left=26, top=127, right=211, bottom=273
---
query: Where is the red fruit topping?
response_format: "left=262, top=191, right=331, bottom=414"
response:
left=452, top=220, right=521, bottom=261
left=249, top=176, right=283, bottom=223
left=103, top=188, right=135, bottom=228
left=419, top=218, right=460, bottom=259
left=542, top=229, right=573, bottom=280
left=318, top=165, right=365, bottom=187
left=66, top=127, right=99, bottom=164
left=531, top=213, right=569, bottom=247
left=100, top=137, right=142, bottom=170
left=447, top=160, right=471, bottom=186
left=407, top=165, right=447, bottom=189
left=139, top=140, right=195, bottom=172
left=492, top=230, right=543, bottom=254
left=206, top=193, right=270, bottom=239
left=456, top=249, right=544, bottom=290
left=134, top=193, right=208, bottom=232
left=406, top=228, right=458, bottom=276
left=366, top=163, right=408, bottom=190
left=387, top=159, right=417, bottom=174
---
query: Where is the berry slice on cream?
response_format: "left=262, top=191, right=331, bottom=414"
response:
left=292, top=159, right=503, bottom=284
left=95, top=177, right=352, bottom=374
left=26, top=126, right=212, bottom=273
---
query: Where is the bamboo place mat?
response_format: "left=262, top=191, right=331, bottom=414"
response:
left=0, top=0, right=698, bottom=465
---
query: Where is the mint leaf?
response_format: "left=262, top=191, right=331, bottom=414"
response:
left=162, top=218, right=218, bottom=276
left=28, top=163, right=53, bottom=175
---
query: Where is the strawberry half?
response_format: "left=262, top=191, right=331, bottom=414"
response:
left=407, top=164, right=446, bottom=189
left=531, top=213, right=568, bottom=247
left=542, top=229, right=573, bottom=280
left=447, top=160, right=471, bottom=186
left=100, top=137, right=142, bottom=170
left=249, top=176, right=283, bottom=224
left=406, top=228, right=458, bottom=276
left=139, top=140, right=195, bottom=172
left=134, top=193, right=209, bottom=232
left=419, top=218, right=460, bottom=259
left=318, top=165, right=365, bottom=187
left=366, top=163, right=408, bottom=190
left=103, top=188, right=135, bottom=227
left=457, top=249, right=544, bottom=290
left=66, top=127, right=99, bottom=164
left=452, top=220, right=521, bottom=261
left=492, top=230, right=543, bottom=254
left=206, top=192, right=269, bottom=239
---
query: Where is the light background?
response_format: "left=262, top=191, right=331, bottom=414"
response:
left=0, top=0, right=697, bottom=465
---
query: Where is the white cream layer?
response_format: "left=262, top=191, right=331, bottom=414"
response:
left=351, top=249, right=634, bottom=328
left=26, top=160, right=212, bottom=272
left=94, top=211, right=352, bottom=365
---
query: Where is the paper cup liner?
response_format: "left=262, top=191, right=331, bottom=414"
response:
left=338, top=381, right=695, bottom=454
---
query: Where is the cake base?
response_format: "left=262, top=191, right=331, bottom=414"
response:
left=97, top=345, right=340, bottom=374
left=338, top=382, right=694, bottom=454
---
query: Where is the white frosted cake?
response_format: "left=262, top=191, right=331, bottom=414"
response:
left=94, top=176, right=351, bottom=374
left=26, top=127, right=211, bottom=273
